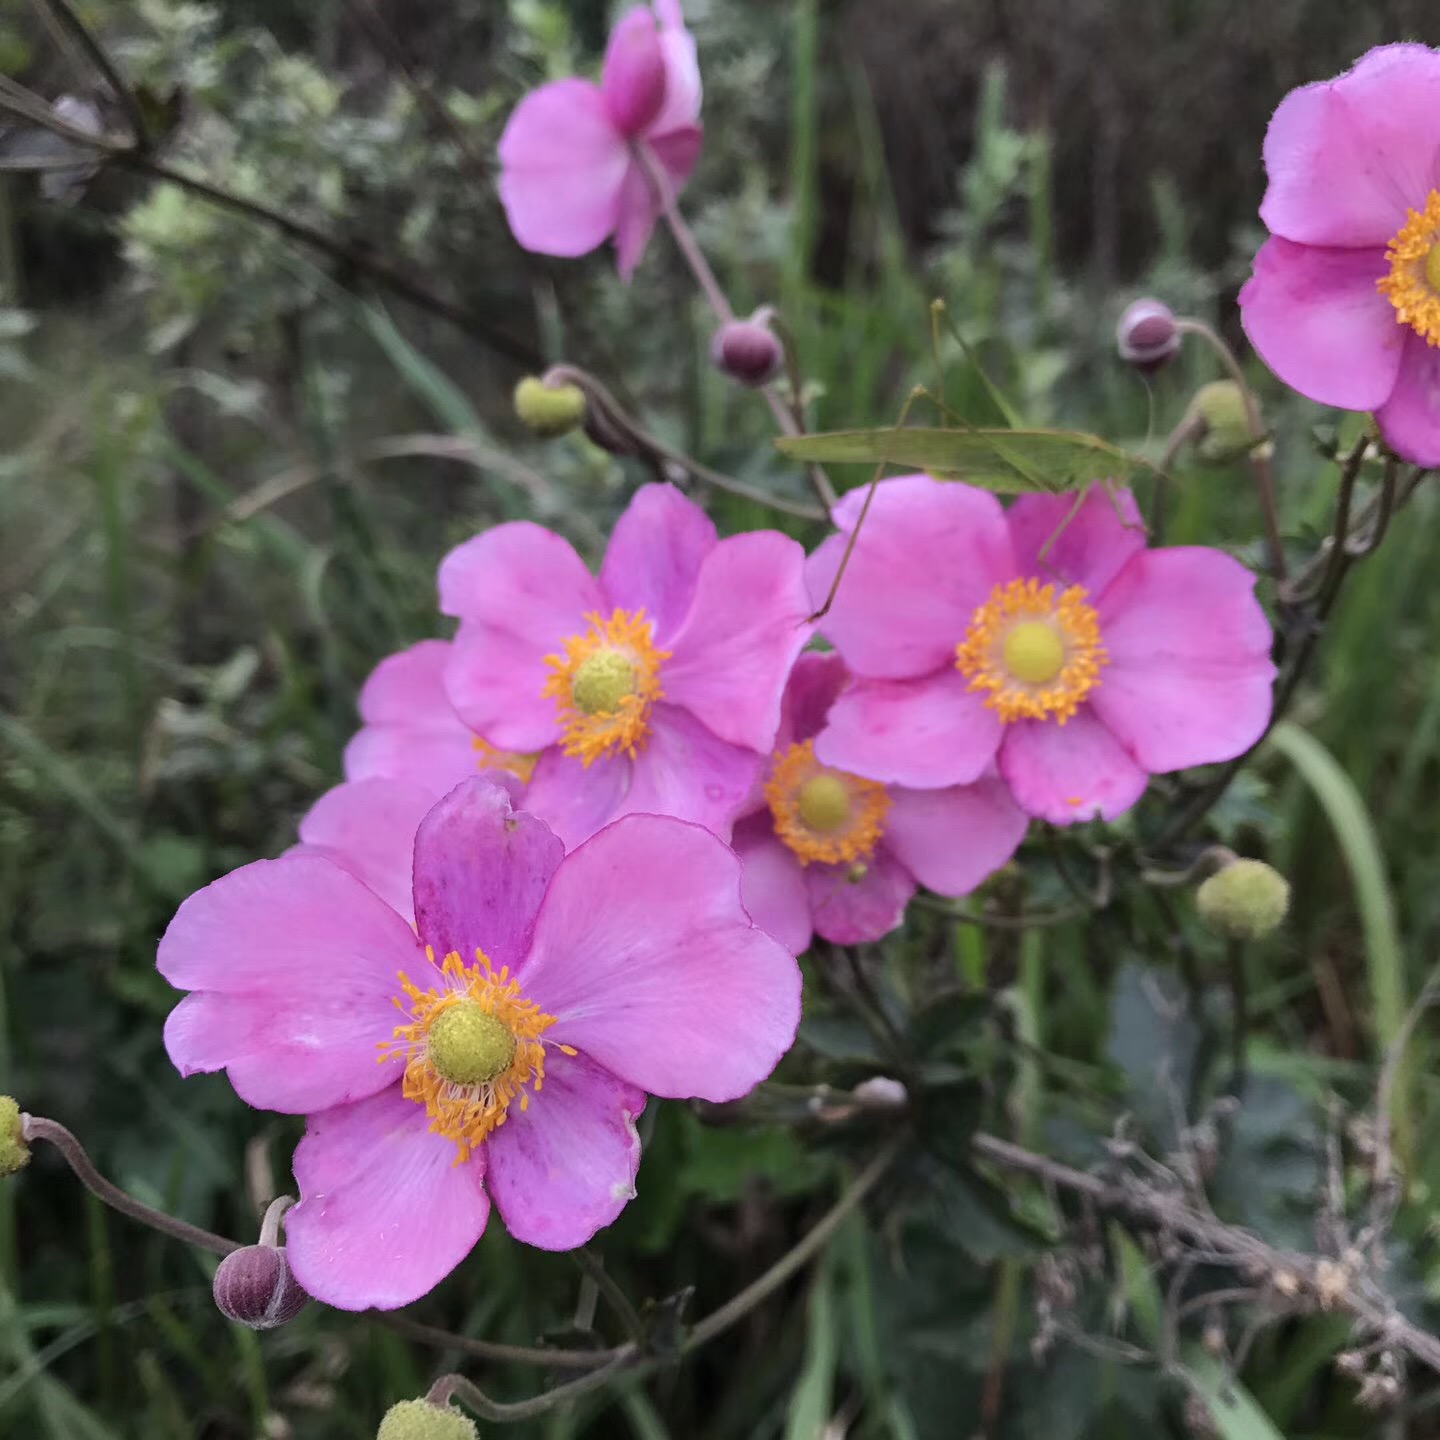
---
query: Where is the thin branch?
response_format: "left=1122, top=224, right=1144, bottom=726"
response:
left=34, top=0, right=150, bottom=148
left=427, top=1351, right=636, bottom=1423
left=374, top=1313, right=625, bottom=1372
left=574, top=1249, right=645, bottom=1344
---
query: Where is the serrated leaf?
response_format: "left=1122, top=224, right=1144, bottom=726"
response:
left=775, top=428, right=1157, bottom=494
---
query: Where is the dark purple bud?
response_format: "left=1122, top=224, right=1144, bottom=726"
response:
left=601, top=9, right=668, bottom=137
left=1116, top=299, right=1181, bottom=373
left=213, top=1245, right=309, bottom=1330
left=711, top=319, right=785, bottom=388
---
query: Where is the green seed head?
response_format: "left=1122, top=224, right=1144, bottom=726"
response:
left=0, top=1097, right=28, bottom=1179
left=376, top=1399, right=479, bottom=1440
left=514, top=377, right=587, bottom=438
left=1196, top=858, right=1290, bottom=941
left=427, top=1003, right=516, bottom=1087
left=1189, top=380, right=1259, bottom=464
left=797, top=774, right=851, bottom=834
left=571, top=649, right=637, bottom=715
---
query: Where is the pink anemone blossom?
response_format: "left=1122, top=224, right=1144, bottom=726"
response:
left=1240, top=44, right=1440, bottom=466
left=439, top=483, right=811, bottom=850
left=160, top=778, right=801, bottom=1310
left=498, top=0, right=702, bottom=279
left=734, top=653, right=1029, bottom=951
left=806, top=477, right=1275, bottom=826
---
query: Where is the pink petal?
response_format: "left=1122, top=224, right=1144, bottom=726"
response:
left=1259, top=45, right=1440, bottom=249
left=521, top=746, right=632, bottom=852
left=997, top=708, right=1149, bottom=826
left=286, top=1086, right=490, bottom=1311
left=778, top=651, right=850, bottom=750
left=484, top=1050, right=645, bottom=1250
left=618, top=704, right=763, bottom=841
left=883, top=777, right=1029, bottom=897
left=1006, top=486, right=1147, bottom=594
left=438, top=522, right=604, bottom=750
left=1376, top=329, right=1440, bottom=468
left=650, top=6, right=702, bottom=136
left=664, top=531, right=812, bottom=753
left=521, top=815, right=802, bottom=1100
left=815, top=670, right=1003, bottom=789
left=158, top=854, right=419, bottom=1111
left=1239, top=237, right=1402, bottom=410
left=600, top=483, right=717, bottom=646
left=412, top=778, right=564, bottom=970
left=806, top=848, right=915, bottom=945
left=497, top=79, right=628, bottom=258
left=601, top=8, right=667, bottom=137
left=297, top=779, right=437, bottom=923
left=733, top=815, right=813, bottom=954
left=807, top=475, right=1015, bottom=680
left=1090, top=548, right=1276, bottom=774
left=344, top=640, right=480, bottom=799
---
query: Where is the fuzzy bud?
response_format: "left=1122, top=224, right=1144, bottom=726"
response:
left=1187, top=380, right=1259, bottom=463
left=601, top=8, right=668, bottom=137
left=0, top=1098, right=29, bottom=1178
left=376, top=1399, right=479, bottom=1440
left=213, top=1244, right=310, bottom=1330
left=514, top=377, right=587, bottom=438
left=1196, top=858, right=1290, bottom=941
left=1116, top=299, right=1180, bottom=373
left=711, top=319, right=784, bottom=388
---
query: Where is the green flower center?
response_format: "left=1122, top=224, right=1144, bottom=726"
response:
left=571, top=648, right=638, bottom=715
left=425, top=1002, right=517, bottom=1087
left=1002, top=620, right=1066, bottom=685
left=797, top=774, right=852, bottom=834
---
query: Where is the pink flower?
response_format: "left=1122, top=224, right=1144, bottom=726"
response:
left=734, top=653, right=1028, bottom=951
left=806, top=477, right=1275, bottom=826
left=160, top=779, right=801, bottom=1310
left=439, top=484, right=812, bottom=849
left=498, top=1, right=702, bottom=279
left=1239, top=44, right=1440, bottom=466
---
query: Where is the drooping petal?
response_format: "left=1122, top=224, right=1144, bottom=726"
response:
left=815, top=670, right=1003, bottom=789
left=344, top=640, right=481, bottom=799
left=650, top=2, right=702, bottom=136
left=158, top=854, right=420, bottom=1111
left=286, top=1086, right=490, bottom=1311
left=600, top=483, right=717, bottom=645
left=438, top=523, right=604, bottom=751
left=614, top=160, right=659, bottom=282
left=997, top=708, right=1149, bottom=825
left=883, top=777, right=1029, bottom=897
left=779, top=650, right=850, bottom=750
left=1090, top=549, right=1276, bottom=774
left=601, top=8, right=668, bottom=137
left=733, top=814, right=813, bottom=955
left=806, top=848, right=915, bottom=945
left=663, top=531, right=812, bottom=753
left=1376, top=328, right=1440, bottom=468
left=521, top=746, right=632, bottom=853
left=297, top=779, right=438, bottom=923
left=412, top=779, right=564, bottom=971
left=521, top=815, right=802, bottom=1100
left=806, top=475, right=1015, bottom=680
left=484, top=1050, right=645, bottom=1250
left=1259, top=44, right=1440, bottom=249
left=497, top=80, right=629, bottom=258
left=1006, top=486, right=1148, bottom=595
left=619, top=704, right=763, bottom=841
left=1239, top=237, right=1402, bottom=411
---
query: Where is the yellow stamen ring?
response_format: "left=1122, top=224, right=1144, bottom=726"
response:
left=542, top=608, right=670, bottom=767
left=765, top=740, right=889, bottom=867
left=473, top=737, right=539, bottom=786
left=379, top=949, right=573, bottom=1164
left=1378, top=190, right=1440, bottom=347
left=956, top=578, right=1107, bottom=724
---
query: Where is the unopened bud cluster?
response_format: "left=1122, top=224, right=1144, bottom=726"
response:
left=213, top=1243, right=309, bottom=1330
left=1116, top=299, right=1180, bottom=373
left=711, top=314, right=784, bottom=387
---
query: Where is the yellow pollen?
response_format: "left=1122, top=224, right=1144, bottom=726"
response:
left=542, top=608, right=670, bottom=767
left=473, top=737, right=539, bottom=785
left=765, top=740, right=889, bottom=867
left=379, top=948, right=572, bottom=1164
left=1377, top=190, right=1440, bottom=346
left=956, top=577, right=1107, bottom=724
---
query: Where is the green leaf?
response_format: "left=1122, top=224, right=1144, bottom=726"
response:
left=774, top=428, right=1156, bottom=494
left=784, top=1259, right=839, bottom=1440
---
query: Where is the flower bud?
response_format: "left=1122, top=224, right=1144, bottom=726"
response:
left=601, top=8, right=668, bottom=137
left=1188, top=380, right=1259, bottom=463
left=1116, top=299, right=1180, bottom=373
left=852, top=1076, right=908, bottom=1109
left=514, top=377, right=587, bottom=438
left=377, top=1399, right=479, bottom=1440
left=213, top=1244, right=309, bottom=1330
left=711, top=318, right=784, bottom=388
left=0, top=1098, right=29, bottom=1178
left=1196, top=858, right=1290, bottom=941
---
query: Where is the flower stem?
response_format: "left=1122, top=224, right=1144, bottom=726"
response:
left=425, top=1351, right=637, bottom=1422
left=574, top=1249, right=646, bottom=1344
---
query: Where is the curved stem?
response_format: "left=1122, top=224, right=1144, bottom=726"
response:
left=20, top=1115, right=237, bottom=1258
left=375, top=1312, right=625, bottom=1371
left=426, top=1350, right=637, bottom=1422
left=574, top=1249, right=645, bottom=1343
left=37, top=0, right=150, bottom=149
left=259, top=1195, right=295, bottom=1248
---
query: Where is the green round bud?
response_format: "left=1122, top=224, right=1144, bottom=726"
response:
left=376, top=1399, right=479, bottom=1440
left=1196, top=859, right=1290, bottom=941
left=1188, top=380, right=1260, bottom=464
left=0, top=1097, right=28, bottom=1178
left=514, top=377, right=587, bottom=438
